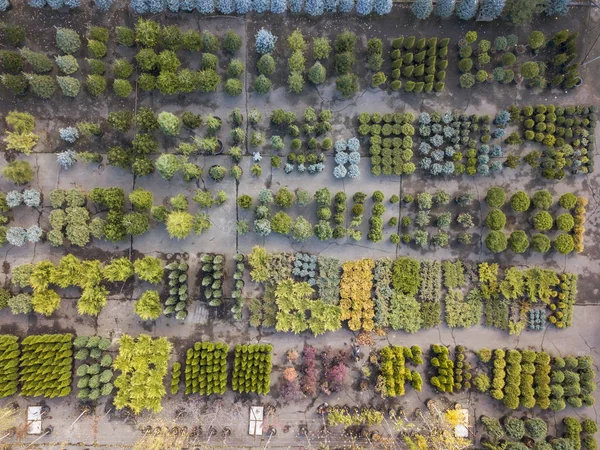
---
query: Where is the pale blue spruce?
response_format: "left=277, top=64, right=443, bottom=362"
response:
left=0, top=0, right=9, bottom=10
left=252, top=0, right=269, bottom=12
left=305, top=0, right=324, bottom=15
left=64, top=0, right=80, bottom=6
left=255, top=28, right=277, bottom=54
left=28, top=0, right=47, bottom=6
left=166, top=0, right=179, bottom=11
left=546, top=0, right=569, bottom=16
left=130, top=0, right=149, bottom=12
left=289, top=0, right=303, bottom=12
left=323, top=0, right=337, bottom=12
left=373, top=0, right=391, bottom=15
left=218, top=0, right=234, bottom=12
left=148, top=0, right=166, bottom=12
left=455, top=0, right=477, bottom=19
left=95, top=0, right=115, bottom=10
left=47, top=0, right=64, bottom=8
left=339, top=0, right=353, bottom=11
left=478, top=0, right=504, bottom=20
left=434, top=0, right=455, bottom=17
left=235, top=0, right=251, bottom=12
left=356, top=0, right=372, bottom=14
left=180, top=0, right=195, bottom=9
left=412, top=0, right=432, bottom=18
left=196, top=0, right=215, bottom=13
left=270, top=0, right=285, bottom=13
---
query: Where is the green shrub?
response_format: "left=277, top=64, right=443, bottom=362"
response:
left=336, top=73, right=359, bottom=97
left=531, top=234, right=551, bottom=253
left=87, top=40, right=107, bottom=59
left=254, top=75, right=272, bottom=94
left=20, top=48, right=52, bottom=73
left=135, top=48, right=158, bottom=72
left=228, top=59, right=244, bottom=78
left=24, top=74, right=56, bottom=99
left=116, top=27, right=135, bottom=47
left=308, top=62, right=326, bottom=85
left=3, top=160, right=34, bottom=185
left=224, top=78, right=243, bottom=96
left=485, top=188, right=505, bottom=207
left=532, top=190, right=553, bottom=210
left=114, top=59, right=134, bottom=79
left=554, top=233, right=574, bottom=254
left=533, top=211, right=553, bottom=231
left=135, top=18, right=160, bottom=48
left=485, top=231, right=507, bottom=253
left=86, top=74, right=107, bottom=97
left=223, top=30, right=242, bottom=53
left=556, top=213, right=574, bottom=232
left=508, top=230, right=529, bottom=253
left=510, top=191, right=530, bottom=212
left=520, top=61, right=539, bottom=79
left=1, top=74, right=28, bottom=95
left=486, top=209, right=506, bottom=230
left=113, top=79, right=133, bottom=98
left=157, top=112, right=181, bottom=136
left=56, top=28, right=81, bottom=54
left=4, top=24, right=26, bottom=47
left=55, top=55, right=79, bottom=75
left=182, top=30, right=202, bottom=51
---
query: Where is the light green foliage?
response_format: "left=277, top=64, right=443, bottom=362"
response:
left=134, top=291, right=161, bottom=320
left=184, top=342, right=229, bottom=395
left=133, top=256, right=164, bottom=283
left=113, top=334, right=172, bottom=414
left=232, top=344, right=272, bottom=394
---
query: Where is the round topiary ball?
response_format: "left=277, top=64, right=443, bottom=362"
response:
left=558, top=192, right=577, bottom=210
left=556, top=213, right=574, bottom=232
left=486, top=209, right=506, bottom=231
left=533, top=211, right=553, bottom=231
left=532, top=190, right=553, bottom=210
left=554, top=233, right=574, bottom=254
left=485, top=230, right=507, bottom=253
left=508, top=230, right=529, bottom=253
left=531, top=234, right=551, bottom=253
left=510, top=191, right=530, bottom=212
left=486, top=186, right=506, bottom=208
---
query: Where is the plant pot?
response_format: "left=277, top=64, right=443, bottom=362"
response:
left=267, top=426, right=277, bottom=436
left=574, top=76, right=583, bottom=87
left=43, top=426, right=54, bottom=436
left=208, top=426, right=217, bottom=437
left=214, top=139, right=224, bottom=155
left=222, top=427, right=231, bottom=437
left=458, top=39, right=468, bottom=49
left=515, top=74, right=524, bottom=85
left=516, top=45, right=526, bottom=54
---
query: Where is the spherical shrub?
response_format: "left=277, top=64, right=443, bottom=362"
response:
left=485, top=230, right=507, bottom=253
left=520, top=61, right=539, bottom=79
left=554, top=233, right=574, bottom=254
left=532, top=190, right=553, bottom=210
left=254, top=74, right=272, bottom=94
left=510, top=191, right=530, bottom=212
left=486, top=186, right=506, bottom=207
left=508, top=230, right=529, bottom=253
left=533, top=211, right=553, bottom=231
left=556, top=213, right=574, bottom=232
left=224, top=78, right=243, bottom=96
left=486, top=209, right=506, bottom=230
left=559, top=192, right=577, bottom=210
left=531, top=234, right=551, bottom=253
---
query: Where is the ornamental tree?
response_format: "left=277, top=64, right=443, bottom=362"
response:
left=456, top=0, right=478, bottom=19
left=478, top=0, right=505, bottom=20
left=412, top=0, right=432, bottom=18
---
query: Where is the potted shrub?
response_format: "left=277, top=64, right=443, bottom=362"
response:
left=209, top=165, right=226, bottom=182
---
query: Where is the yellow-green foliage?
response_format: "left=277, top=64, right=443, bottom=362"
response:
left=232, top=344, right=272, bottom=395
left=19, top=334, right=72, bottom=398
left=113, top=334, right=172, bottom=414
left=184, top=341, right=228, bottom=395
left=0, top=335, right=20, bottom=398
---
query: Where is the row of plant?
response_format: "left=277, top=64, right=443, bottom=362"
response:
left=458, top=29, right=580, bottom=91
left=483, top=187, right=587, bottom=255
left=479, top=348, right=596, bottom=411
left=74, top=336, right=114, bottom=402
left=4, top=255, right=164, bottom=317
left=480, top=415, right=597, bottom=450
left=19, top=334, right=73, bottom=398
left=184, top=341, right=228, bottom=395
left=388, top=36, right=448, bottom=93
left=509, top=104, right=596, bottom=178
left=279, top=344, right=350, bottom=400
left=232, top=344, right=272, bottom=394
left=246, top=247, right=579, bottom=335
left=376, top=345, right=423, bottom=397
